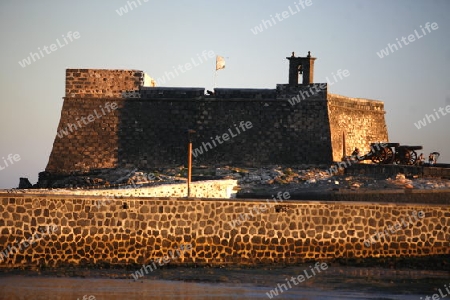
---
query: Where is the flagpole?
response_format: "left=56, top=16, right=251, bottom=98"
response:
left=214, top=69, right=217, bottom=90
left=213, top=56, right=218, bottom=90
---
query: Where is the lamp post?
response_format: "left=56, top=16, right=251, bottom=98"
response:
left=187, top=129, right=196, bottom=197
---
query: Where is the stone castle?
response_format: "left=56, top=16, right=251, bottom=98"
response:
left=44, top=52, right=388, bottom=176
left=2, top=56, right=449, bottom=270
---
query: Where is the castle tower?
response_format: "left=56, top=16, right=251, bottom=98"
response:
left=286, top=51, right=316, bottom=85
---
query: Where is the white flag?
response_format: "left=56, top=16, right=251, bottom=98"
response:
left=216, top=56, right=225, bottom=70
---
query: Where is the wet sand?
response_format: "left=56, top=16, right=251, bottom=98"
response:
left=0, top=266, right=448, bottom=300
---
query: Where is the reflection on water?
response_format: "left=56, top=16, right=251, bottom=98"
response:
left=0, top=266, right=448, bottom=300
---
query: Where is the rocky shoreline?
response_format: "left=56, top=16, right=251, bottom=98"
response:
left=19, top=165, right=450, bottom=193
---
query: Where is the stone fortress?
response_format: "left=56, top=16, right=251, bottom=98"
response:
left=1, top=52, right=448, bottom=269
left=43, top=51, right=388, bottom=178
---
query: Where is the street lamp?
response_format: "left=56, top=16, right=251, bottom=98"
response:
left=187, top=129, right=196, bottom=197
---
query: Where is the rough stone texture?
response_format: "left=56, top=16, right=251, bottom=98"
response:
left=65, top=69, right=155, bottom=99
left=239, top=189, right=450, bottom=204
left=0, top=194, right=448, bottom=268
left=44, top=69, right=388, bottom=176
left=330, top=189, right=450, bottom=204
left=46, top=98, right=121, bottom=173
left=328, top=94, right=389, bottom=161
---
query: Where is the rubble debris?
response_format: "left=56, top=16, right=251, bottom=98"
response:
left=16, top=165, right=450, bottom=193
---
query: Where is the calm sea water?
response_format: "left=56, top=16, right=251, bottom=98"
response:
left=0, top=266, right=448, bottom=300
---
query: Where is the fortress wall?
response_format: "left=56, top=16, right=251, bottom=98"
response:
left=46, top=97, right=121, bottom=174
left=327, top=94, right=389, bottom=161
left=45, top=94, right=334, bottom=175
left=65, top=69, right=155, bottom=99
left=62, top=70, right=329, bottom=102
left=116, top=96, right=333, bottom=167
left=44, top=70, right=388, bottom=177
left=0, top=194, right=448, bottom=268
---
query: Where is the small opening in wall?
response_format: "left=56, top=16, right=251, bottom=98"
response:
left=122, top=203, right=129, bottom=209
left=274, top=205, right=288, bottom=213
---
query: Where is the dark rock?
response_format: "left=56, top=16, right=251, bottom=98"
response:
left=18, top=178, right=33, bottom=189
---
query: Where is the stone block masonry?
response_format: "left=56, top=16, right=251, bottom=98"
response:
left=46, top=97, right=121, bottom=173
left=0, top=194, right=448, bottom=268
left=65, top=69, right=155, bottom=99
left=327, top=94, right=388, bottom=161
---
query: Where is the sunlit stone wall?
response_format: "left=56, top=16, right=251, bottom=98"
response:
left=0, top=194, right=448, bottom=268
left=65, top=69, right=155, bottom=98
left=327, top=94, right=389, bottom=161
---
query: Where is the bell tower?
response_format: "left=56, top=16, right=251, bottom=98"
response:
left=286, top=51, right=316, bottom=85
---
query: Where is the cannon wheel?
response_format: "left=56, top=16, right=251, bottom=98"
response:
left=395, top=149, right=418, bottom=165
left=408, top=150, right=417, bottom=165
left=383, top=147, right=395, bottom=164
left=371, top=147, right=394, bottom=164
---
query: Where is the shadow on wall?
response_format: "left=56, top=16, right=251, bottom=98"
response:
left=117, top=98, right=198, bottom=168
left=116, top=97, right=251, bottom=168
left=116, top=94, right=330, bottom=169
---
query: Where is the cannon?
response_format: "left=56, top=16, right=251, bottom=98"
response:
left=361, top=143, right=423, bottom=165
left=394, top=145, right=423, bottom=165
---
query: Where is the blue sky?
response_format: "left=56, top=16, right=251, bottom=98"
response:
left=0, top=0, right=449, bottom=188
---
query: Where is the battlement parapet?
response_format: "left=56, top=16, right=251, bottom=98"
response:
left=65, top=69, right=155, bottom=99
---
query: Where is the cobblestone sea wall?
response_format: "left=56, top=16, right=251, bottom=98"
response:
left=0, top=194, right=448, bottom=268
